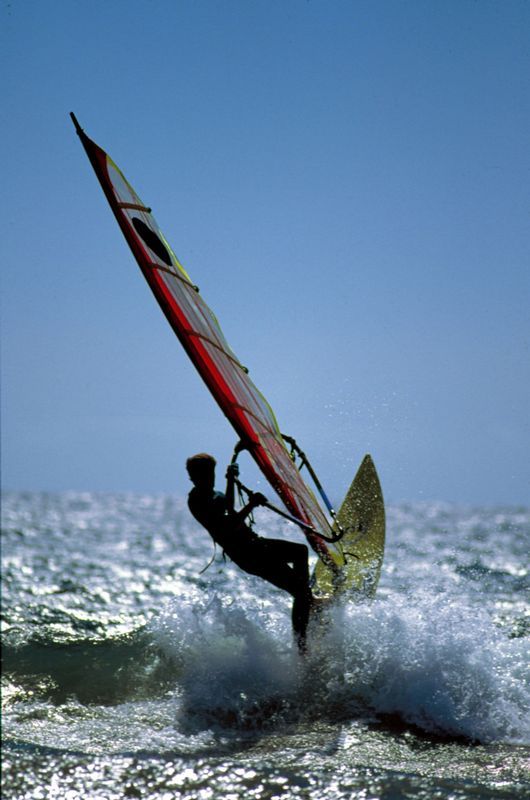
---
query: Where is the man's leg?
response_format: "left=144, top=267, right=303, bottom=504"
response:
left=246, top=539, right=312, bottom=651
left=259, top=538, right=310, bottom=585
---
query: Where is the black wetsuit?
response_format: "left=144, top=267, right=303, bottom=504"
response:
left=188, top=487, right=312, bottom=646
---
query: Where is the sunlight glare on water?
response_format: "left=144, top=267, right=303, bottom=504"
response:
left=1, top=493, right=529, bottom=799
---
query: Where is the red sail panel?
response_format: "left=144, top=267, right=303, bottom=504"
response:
left=72, top=116, right=342, bottom=565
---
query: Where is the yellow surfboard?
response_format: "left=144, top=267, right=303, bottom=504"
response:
left=312, top=455, right=385, bottom=602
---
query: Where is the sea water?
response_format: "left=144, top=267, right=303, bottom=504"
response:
left=2, top=492, right=529, bottom=799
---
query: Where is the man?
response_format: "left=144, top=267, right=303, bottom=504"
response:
left=186, top=452, right=313, bottom=651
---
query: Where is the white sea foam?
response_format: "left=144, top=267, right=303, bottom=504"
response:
left=150, top=588, right=530, bottom=743
left=325, top=591, right=530, bottom=743
left=151, top=590, right=300, bottom=729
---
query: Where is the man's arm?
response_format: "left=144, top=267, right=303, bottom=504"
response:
left=225, top=463, right=237, bottom=512
left=225, top=463, right=266, bottom=524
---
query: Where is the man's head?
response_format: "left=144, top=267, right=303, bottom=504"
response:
left=186, top=453, right=216, bottom=489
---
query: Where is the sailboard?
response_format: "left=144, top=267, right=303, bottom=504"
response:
left=312, top=455, right=385, bottom=600
left=71, top=114, right=385, bottom=594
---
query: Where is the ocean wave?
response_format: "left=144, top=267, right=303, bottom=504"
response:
left=147, top=589, right=530, bottom=744
left=2, top=630, right=179, bottom=706
left=328, top=591, right=530, bottom=744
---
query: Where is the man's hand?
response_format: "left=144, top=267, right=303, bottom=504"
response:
left=226, top=463, right=240, bottom=479
left=249, top=491, right=267, bottom=508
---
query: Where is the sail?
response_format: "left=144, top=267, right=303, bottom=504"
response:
left=71, top=114, right=342, bottom=566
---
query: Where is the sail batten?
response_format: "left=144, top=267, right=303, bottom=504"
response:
left=71, top=114, right=342, bottom=566
left=118, top=202, right=152, bottom=212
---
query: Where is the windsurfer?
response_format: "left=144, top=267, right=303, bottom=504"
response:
left=186, top=453, right=313, bottom=652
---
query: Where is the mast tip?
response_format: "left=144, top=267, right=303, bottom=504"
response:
left=70, top=112, right=83, bottom=134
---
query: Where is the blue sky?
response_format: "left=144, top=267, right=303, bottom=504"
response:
left=2, top=0, right=529, bottom=505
